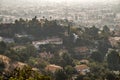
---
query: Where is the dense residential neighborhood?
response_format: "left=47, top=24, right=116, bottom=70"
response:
left=0, top=0, right=120, bottom=28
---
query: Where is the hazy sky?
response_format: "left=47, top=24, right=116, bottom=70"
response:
left=1, top=0, right=119, bottom=6
left=48, top=0, right=116, bottom=2
left=3, top=0, right=117, bottom=3
left=27, top=0, right=119, bottom=3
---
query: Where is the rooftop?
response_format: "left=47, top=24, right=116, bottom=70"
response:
left=45, top=64, right=63, bottom=73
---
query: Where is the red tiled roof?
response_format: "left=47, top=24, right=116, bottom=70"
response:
left=45, top=64, right=62, bottom=73
left=75, top=64, right=89, bottom=71
left=75, top=47, right=89, bottom=53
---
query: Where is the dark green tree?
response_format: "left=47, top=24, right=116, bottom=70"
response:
left=0, top=66, right=51, bottom=80
left=90, top=51, right=103, bottom=62
left=107, top=50, right=120, bottom=70
left=0, top=60, right=5, bottom=72
left=55, top=69, right=67, bottom=80
left=0, top=41, right=7, bottom=53
left=100, top=25, right=110, bottom=39
left=65, top=65, right=76, bottom=79
left=97, top=39, right=111, bottom=58
left=61, top=53, right=73, bottom=67
left=83, top=26, right=99, bottom=40
left=106, top=72, right=116, bottom=80
left=75, top=75, right=84, bottom=80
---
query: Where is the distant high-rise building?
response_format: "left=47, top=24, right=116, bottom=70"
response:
left=75, top=14, right=78, bottom=21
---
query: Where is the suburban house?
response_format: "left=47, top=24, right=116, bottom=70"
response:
left=32, top=38, right=63, bottom=50
left=75, top=64, right=90, bottom=75
left=74, top=46, right=90, bottom=58
left=15, top=34, right=34, bottom=39
left=45, top=64, right=63, bottom=73
left=11, top=46, right=26, bottom=52
left=32, top=40, right=49, bottom=50
left=48, top=38, right=63, bottom=45
left=74, top=47, right=89, bottom=53
left=12, top=62, right=28, bottom=70
left=0, top=37, right=14, bottom=43
left=109, top=37, right=120, bottom=47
